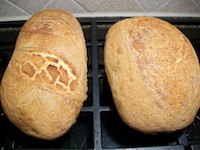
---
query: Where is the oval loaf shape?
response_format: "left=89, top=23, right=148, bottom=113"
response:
left=104, top=16, right=200, bottom=133
left=1, top=10, right=87, bottom=140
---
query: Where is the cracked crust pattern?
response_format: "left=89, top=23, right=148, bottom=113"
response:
left=18, top=50, right=78, bottom=92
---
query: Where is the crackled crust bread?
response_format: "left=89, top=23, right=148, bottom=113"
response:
left=104, top=16, right=200, bottom=133
left=0, top=10, right=87, bottom=139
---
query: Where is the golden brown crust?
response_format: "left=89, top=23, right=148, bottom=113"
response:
left=0, top=9, right=87, bottom=140
left=104, top=16, right=200, bottom=133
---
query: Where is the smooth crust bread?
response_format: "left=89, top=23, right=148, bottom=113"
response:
left=0, top=10, right=87, bottom=140
left=104, top=16, right=200, bottom=133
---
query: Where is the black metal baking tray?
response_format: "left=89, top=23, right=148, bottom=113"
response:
left=0, top=17, right=200, bottom=150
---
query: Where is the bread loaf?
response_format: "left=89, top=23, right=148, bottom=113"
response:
left=104, top=16, right=200, bottom=133
left=0, top=10, right=87, bottom=140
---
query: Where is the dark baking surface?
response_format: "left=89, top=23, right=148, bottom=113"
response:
left=0, top=17, right=200, bottom=150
